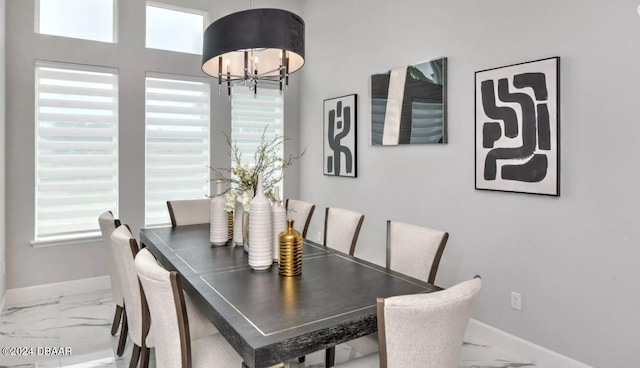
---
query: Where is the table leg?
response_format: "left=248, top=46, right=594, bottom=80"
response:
left=325, top=347, right=335, bottom=367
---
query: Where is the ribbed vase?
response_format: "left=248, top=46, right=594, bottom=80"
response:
left=210, top=182, right=228, bottom=246
left=227, top=212, right=233, bottom=240
left=248, top=174, right=273, bottom=270
left=271, top=186, right=286, bottom=262
left=279, top=219, right=302, bottom=277
left=233, top=196, right=244, bottom=246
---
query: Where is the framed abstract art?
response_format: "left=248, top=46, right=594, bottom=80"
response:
left=475, top=57, right=560, bottom=196
left=323, top=94, right=357, bottom=177
left=370, top=57, right=447, bottom=145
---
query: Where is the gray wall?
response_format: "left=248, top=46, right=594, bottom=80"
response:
left=1, top=0, right=6, bottom=302
left=298, top=0, right=640, bottom=367
left=5, top=0, right=301, bottom=290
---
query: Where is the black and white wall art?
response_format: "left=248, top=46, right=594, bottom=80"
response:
left=371, top=57, right=447, bottom=145
left=475, top=57, right=560, bottom=196
left=324, top=94, right=357, bottom=177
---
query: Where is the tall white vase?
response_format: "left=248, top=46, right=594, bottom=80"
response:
left=271, top=186, right=286, bottom=262
left=233, top=195, right=244, bottom=246
left=210, top=182, right=228, bottom=246
left=248, top=174, right=273, bottom=270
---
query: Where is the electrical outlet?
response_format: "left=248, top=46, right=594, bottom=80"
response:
left=511, top=291, right=522, bottom=311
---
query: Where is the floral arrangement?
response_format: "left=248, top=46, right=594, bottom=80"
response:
left=210, top=127, right=305, bottom=211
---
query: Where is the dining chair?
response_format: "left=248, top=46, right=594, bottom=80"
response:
left=111, top=225, right=219, bottom=368
left=98, top=211, right=126, bottom=348
left=110, top=225, right=154, bottom=367
left=167, top=198, right=211, bottom=227
left=285, top=199, right=315, bottom=238
left=334, top=277, right=482, bottom=368
left=320, top=207, right=365, bottom=366
left=345, top=220, right=450, bottom=357
left=324, top=207, right=365, bottom=256
left=135, top=247, right=243, bottom=368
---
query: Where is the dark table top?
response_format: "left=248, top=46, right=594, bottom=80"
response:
left=140, top=224, right=439, bottom=368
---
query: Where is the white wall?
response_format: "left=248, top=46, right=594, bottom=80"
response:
left=4, top=0, right=301, bottom=290
left=0, top=0, right=6, bottom=303
left=298, top=0, right=640, bottom=367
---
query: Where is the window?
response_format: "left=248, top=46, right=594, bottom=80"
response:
left=231, top=87, right=284, bottom=196
left=145, top=73, right=211, bottom=226
left=35, top=62, right=118, bottom=241
left=37, top=0, right=115, bottom=43
left=146, top=3, right=205, bottom=55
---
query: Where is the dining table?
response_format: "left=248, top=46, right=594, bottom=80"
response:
left=140, top=224, right=440, bottom=368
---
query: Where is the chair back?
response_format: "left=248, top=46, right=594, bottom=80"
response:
left=377, top=277, right=482, bottom=368
left=167, top=199, right=211, bottom=227
left=136, top=248, right=191, bottom=368
left=387, top=221, right=449, bottom=284
left=110, top=225, right=150, bottom=347
left=285, top=199, right=315, bottom=238
left=324, top=207, right=364, bottom=256
left=98, top=211, right=123, bottom=307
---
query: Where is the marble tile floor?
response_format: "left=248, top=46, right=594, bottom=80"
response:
left=0, top=289, right=535, bottom=368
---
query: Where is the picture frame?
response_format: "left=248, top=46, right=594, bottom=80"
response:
left=475, top=57, right=560, bottom=196
left=370, top=57, right=447, bottom=145
left=323, top=94, right=357, bottom=177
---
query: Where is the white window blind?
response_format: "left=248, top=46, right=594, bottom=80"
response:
left=35, top=62, right=119, bottom=241
left=231, top=87, right=284, bottom=195
left=145, top=73, right=211, bottom=226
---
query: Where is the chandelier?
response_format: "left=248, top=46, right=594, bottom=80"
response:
left=201, top=7, right=305, bottom=96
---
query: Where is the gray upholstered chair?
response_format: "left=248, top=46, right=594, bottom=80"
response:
left=285, top=199, right=315, bottom=238
left=324, top=207, right=365, bottom=256
left=167, top=198, right=211, bottom=227
left=111, top=225, right=218, bottom=368
left=386, top=220, right=449, bottom=284
left=98, top=211, right=126, bottom=349
left=135, top=247, right=243, bottom=368
left=335, top=277, right=482, bottom=368
left=346, top=220, right=450, bottom=356
left=110, top=225, right=154, bottom=367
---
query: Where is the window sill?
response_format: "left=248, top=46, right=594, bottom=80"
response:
left=31, top=232, right=102, bottom=248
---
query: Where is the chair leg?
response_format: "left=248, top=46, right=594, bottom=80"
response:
left=117, top=309, right=128, bottom=357
left=111, top=305, right=123, bottom=336
left=140, top=346, right=150, bottom=368
left=129, top=344, right=141, bottom=368
left=325, top=347, right=335, bottom=367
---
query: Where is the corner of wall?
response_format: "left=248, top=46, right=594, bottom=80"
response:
left=0, top=0, right=7, bottom=309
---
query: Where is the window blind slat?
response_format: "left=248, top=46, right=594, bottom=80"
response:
left=38, top=127, right=116, bottom=137
left=38, top=112, right=117, bottom=124
left=38, top=84, right=118, bottom=98
left=146, top=117, right=208, bottom=127
left=38, top=69, right=117, bottom=85
left=146, top=104, right=209, bottom=115
left=146, top=92, right=208, bottom=103
left=145, top=74, right=211, bottom=227
left=35, top=62, right=119, bottom=240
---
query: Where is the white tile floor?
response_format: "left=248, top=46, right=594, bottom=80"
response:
left=0, top=289, right=535, bottom=368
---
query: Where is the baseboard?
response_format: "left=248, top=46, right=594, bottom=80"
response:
left=5, top=275, right=110, bottom=306
left=467, top=319, right=593, bottom=368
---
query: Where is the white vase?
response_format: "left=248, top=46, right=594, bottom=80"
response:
left=248, top=174, right=273, bottom=270
left=210, top=182, right=228, bottom=246
left=233, top=195, right=244, bottom=246
left=271, top=186, right=286, bottom=262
